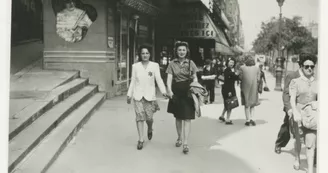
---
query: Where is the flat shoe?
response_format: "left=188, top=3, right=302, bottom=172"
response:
left=225, top=121, right=233, bottom=125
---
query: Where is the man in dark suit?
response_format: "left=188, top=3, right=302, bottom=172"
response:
left=274, top=68, right=301, bottom=154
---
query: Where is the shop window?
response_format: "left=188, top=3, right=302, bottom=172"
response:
left=116, top=11, right=129, bottom=81
left=11, top=0, right=43, bottom=45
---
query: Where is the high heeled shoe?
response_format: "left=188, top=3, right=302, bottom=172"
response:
left=137, top=141, right=144, bottom=150
left=148, top=131, right=153, bottom=140
left=175, top=139, right=182, bottom=147
left=183, top=145, right=189, bottom=154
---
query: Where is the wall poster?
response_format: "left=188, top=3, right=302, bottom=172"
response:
left=52, top=0, right=98, bottom=43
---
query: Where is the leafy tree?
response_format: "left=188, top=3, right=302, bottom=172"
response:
left=252, top=16, right=317, bottom=55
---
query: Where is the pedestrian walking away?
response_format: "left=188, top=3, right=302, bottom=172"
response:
left=258, top=64, right=268, bottom=94
left=127, top=45, right=167, bottom=150
left=166, top=41, right=198, bottom=154
left=239, top=55, right=261, bottom=126
left=219, top=57, right=240, bottom=125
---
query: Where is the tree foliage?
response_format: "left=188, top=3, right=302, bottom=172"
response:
left=252, top=16, right=317, bottom=55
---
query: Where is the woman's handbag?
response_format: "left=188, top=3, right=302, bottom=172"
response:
left=264, top=86, right=270, bottom=92
left=225, top=96, right=239, bottom=110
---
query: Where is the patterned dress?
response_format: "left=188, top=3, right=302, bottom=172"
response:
left=134, top=98, right=160, bottom=122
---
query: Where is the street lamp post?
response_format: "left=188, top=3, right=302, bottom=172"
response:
left=274, top=0, right=285, bottom=91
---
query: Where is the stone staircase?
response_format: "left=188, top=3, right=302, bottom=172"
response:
left=9, top=72, right=106, bottom=173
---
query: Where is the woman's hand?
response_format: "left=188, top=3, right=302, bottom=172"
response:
left=162, top=92, right=168, bottom=99
left=167, top=90, right=174, bottom=99
left=293, top=109, right=302, bottom=122
left=127, top=96, right=132, bottom=104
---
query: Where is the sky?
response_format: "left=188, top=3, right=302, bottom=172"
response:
left=239, top=0, right=319, bottom=51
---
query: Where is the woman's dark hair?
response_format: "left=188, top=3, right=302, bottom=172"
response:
left=298, top=53, right=318, bottom=67
left=174, top=41, right=190, bottom=59
left=137, top=45, right=152, bottom=62
left=225, top=57, right=236, bottom=68
left=244, top=55, right=256, bottom=66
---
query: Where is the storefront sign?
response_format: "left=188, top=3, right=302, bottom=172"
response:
left=174, top=7, right=216, bottom=39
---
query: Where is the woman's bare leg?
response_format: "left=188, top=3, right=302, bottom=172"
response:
left=136, top=121, right=145, bottom=142
left=183, top=120, right=191, bottom=145
left=176, top=119, right=183, bottom=141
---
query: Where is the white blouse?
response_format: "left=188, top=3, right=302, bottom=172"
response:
left=127, top=61, right=166, bottom=101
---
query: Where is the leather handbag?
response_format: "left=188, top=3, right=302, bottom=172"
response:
left=224, top=96, right=239, bottom=110
left=264, top=86, right=270, bottom=92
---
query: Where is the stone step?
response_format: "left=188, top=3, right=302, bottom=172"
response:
left=9, top=85, right=98, bottom=173
left=9, top=78, right=89, bottom=141
left=12, top=93, right=106, bottom=173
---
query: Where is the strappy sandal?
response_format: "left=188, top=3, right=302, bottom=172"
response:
left=175, top=139, right=182, bottom=147
left=183, top=144, right=189, bottom=154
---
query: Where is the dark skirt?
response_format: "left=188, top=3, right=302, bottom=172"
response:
left=167, top=80, right=195, bottom=120
left=221, top=85, right=237, bottom=109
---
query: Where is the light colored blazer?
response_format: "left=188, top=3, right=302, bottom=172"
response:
left=127, top=61, right=166, bottom=101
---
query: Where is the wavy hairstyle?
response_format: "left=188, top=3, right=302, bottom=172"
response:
left=243, top=55, right=256, bottom=66
left=174, top=41, right=190, bottom=59
left=298, top=53, right=318, bottom=67
left=137, top=45, right=152, bottom=62
left=225, top=57, right=237, bottom=68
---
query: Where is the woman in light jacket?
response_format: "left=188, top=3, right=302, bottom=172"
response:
left=127, top=45, right=167, bottom=150
left=289, top=53, right=317, bottom=173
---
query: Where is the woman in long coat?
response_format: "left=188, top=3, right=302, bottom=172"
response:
left=239, top=55, right=261, bottom=126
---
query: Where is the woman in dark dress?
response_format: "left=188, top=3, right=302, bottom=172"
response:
left=166, top=41, right=198, bottom=154
left=219, top=58, right=239, bottom=125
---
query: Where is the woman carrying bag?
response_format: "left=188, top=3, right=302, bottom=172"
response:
left=218, top=58, right=240, bottom=125
left=166, top=41, right=198, bottom=154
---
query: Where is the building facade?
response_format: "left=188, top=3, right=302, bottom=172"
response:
left=42, top=0, right=159, bottom=98
left=11, top=0, right=245, bottom=98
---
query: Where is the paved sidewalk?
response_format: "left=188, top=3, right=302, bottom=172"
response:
left=47, top=70, right=316, bottom=173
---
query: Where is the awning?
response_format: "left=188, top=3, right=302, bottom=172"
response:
left=236, top=45, right=245, bottom=53
left=220, top=11, right=231, bottom=30
left=121, top=0, right=161, bottom=16
left=215, top=42, right=234, bottom=55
